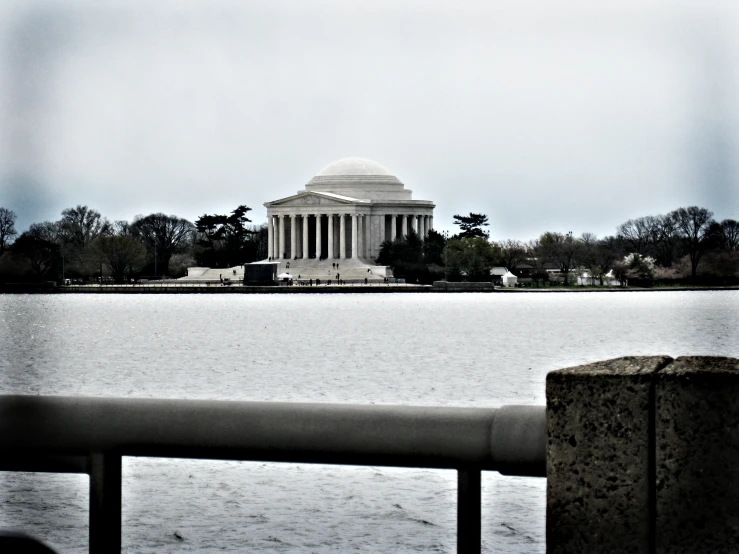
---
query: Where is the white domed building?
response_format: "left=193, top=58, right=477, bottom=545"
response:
left=264, top=158, right=435, bottom=266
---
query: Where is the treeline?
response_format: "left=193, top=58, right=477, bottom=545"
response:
left=377, top=207, right=739, bottom=286
left=0, top=205, right=268, bottom=284
left=2, top=203, right=736, bottom=286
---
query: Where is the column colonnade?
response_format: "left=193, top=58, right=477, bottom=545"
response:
left=266, top=212, right=434, bottom=261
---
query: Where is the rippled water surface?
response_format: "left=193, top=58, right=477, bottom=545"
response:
left=1, top=291, right=738, bottom=552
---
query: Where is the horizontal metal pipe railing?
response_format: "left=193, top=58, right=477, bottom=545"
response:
left=0, top=396, right=545, bottom=473
left=0, top=396, right=546, bottom=553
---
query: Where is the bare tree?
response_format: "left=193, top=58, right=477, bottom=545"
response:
left=0, top=207, right=18, bottom=254
left=616, top=217, right=653, bottom=255
left=719, top=219, right=739, bottom=251
left=12, top=222, right=60, bottom=278
left=669, top=206, right=715, bottom=279
left=496, top=239, right=527, bottom=270
left=132, top=213, right=195, bottom=276
left=56, top=206, right=111, bottom=279
left=650, top=213, right=680, bottom=267
left=539, top=231, right=581, bottom=284
left=59, top=205, right=110, bottom=248
left=91, top=234, right=147, bottom=284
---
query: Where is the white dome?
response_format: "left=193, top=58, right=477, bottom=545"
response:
left=305, top=157, right=411, bottom=200
left=317, top=157, right=394, bottom=177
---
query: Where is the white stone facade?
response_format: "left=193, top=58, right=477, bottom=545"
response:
left=264, top=158, right=435, bottom=261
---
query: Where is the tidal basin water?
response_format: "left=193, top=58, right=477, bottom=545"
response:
left=1, top=291, right=738, bottom=552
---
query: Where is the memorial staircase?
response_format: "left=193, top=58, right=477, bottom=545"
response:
left=180, top=259, right=392, bottom=283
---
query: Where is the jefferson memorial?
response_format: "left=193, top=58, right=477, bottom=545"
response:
left=183, top=158, right=435, bottom=282
left=264, top=157, right=435, bottom=263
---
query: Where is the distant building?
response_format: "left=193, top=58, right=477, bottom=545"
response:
left=263, top=158, right=435, bottom=261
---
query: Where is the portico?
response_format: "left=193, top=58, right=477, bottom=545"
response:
left=264, top=158, right=435, bottom=262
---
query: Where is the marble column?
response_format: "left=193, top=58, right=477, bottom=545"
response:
left=275, top=217, right=281, bottom=258
left=290, top=214, right=297, bottom=259
left=316, top=215, right=322, bottom=259
left=379, top=214, right=386, bottom=250
left=327, top=215, right=334, bottom=259
left=267, top=215, right=274, bottom=259
left=339, top=214, right=346, bottom=259
left=429, top=215, right=434, bottom=232
left=351, top=215, right=359, bottom=259
left=278, top=215, right=287, bottom=260
left=295, top=216, right=302, bottom=258
left=390, top=215, right=396, bottom=241
left=418, top=215, right=425, bottom=238
left=401, top=214, right=408, bottom=238
left=303, top=215, right=309, bottom=259
left=356, top=215, right=367, bottom=258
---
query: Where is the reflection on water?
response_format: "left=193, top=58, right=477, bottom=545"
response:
left=1, top=292, right=737, bottom=552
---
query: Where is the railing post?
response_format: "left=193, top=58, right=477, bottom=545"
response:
left=457, top=469, right=481, bottom=554
left=89, top=453, right=122, bottom=553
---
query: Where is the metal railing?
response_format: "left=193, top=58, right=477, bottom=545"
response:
left=0, top=396, right=546, bottom=553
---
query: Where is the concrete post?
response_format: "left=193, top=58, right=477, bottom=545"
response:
left=267, top=215, right=274, bottom=259
left=316, top=215, right=322, bottom=260
left=390, top=215, right=397, bottom=241
left=546, top=356, right=671, bottom=554
left=328, top=215, right=334, bottom=259
left=339, top=215, right=346, bottom=260
left=278, top=215, right=285, bottom=260
left=656, top=356, right=739, bottom=553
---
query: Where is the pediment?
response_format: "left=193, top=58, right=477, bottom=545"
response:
left=266, top=192, right=368, bottom=207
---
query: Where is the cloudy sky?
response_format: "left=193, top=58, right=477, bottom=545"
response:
left=1, top=0, right=737, bottom=240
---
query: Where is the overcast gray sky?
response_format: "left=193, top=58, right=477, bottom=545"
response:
left=1, top=0, right=737, bottom=241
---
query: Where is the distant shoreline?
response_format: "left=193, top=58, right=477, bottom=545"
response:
left=1, top=284, right=737, bottom=294
left=497, top=286, right=739, bottom=293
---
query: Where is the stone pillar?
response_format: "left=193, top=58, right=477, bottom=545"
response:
left=547, top=356, right=670, bottom=554
left=295, top=216, right=302, bottom=258
left=289, top=214, right=297, bottom=259
left=303, top=215, right=309, bottom=259
left=339, top=214, right=346, bottom=260
left=358, top=214, right=370, bottom=258
left=274, top=217, right=281, bottom=259
left=656, top=356, right=739, bottom=553
left=390, top=215, right=396, bottom=242
left=351, top=214, right=359, bottom=259
left=379, top=214, right=386, bottom=248
left=421, top=215, right=427, bottom=238
left=429, top=215, right=434, bottom=232
left=278, top=215, right=285, bottom=260
left=411, top=215, right=417, bottom=234
left=359, top=215, right=372, bottom=258
left=316, top=215, right=322, bottom=260
left=328, top=215, right=334, bottom=259
left=401, top=215, right=408, bottom=238
left=267, top=215, right=274, bottom=259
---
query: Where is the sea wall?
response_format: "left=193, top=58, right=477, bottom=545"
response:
left=432, top=281, right=494, bottom=292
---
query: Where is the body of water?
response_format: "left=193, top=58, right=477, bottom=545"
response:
left=1, top=291, right=737, bottom=552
